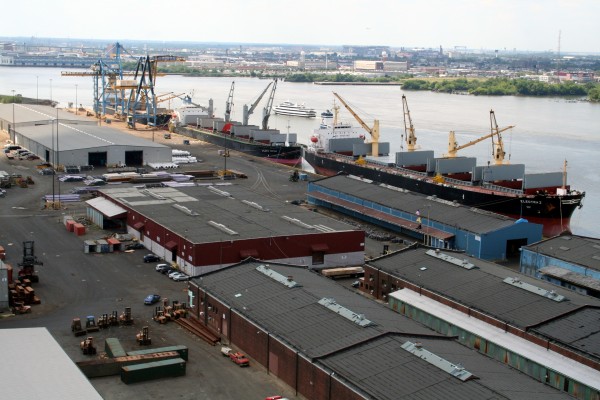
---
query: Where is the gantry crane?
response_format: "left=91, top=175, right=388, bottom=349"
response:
left=224, top=81, right=235, bottom=122
left=333, top=92, right=380, bottom=156
left=444, top=110, right=515, bottom=165
left=242, top=80, right=274, bottom=126
left=401, top=94, right=417, bottom=151
left=262, top=79, right=278, bottom=130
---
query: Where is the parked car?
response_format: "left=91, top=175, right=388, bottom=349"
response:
left=0, top=188, right=6, bottom=198
left=352, top=280, right=360, bottom=288
left=144, top=294, right=161, bottom=305
left=172, top=273, right=190, bottom=281
left=155, top=263, right=169, bottom=272
left=161, top=267, right=176, bottom=275
left=143, top=254, right=160, bottom=263
left=125, top=242, right=145, bottom=250
left=168, top=270, right=182, bottom=279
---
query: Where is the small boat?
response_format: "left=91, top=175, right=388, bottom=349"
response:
left=321, top=109, right=334, bottom=118
left=273, top=101, right=316, bottom=118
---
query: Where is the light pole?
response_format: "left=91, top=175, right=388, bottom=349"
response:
left=36, top=76, right=39, bottom=104
left=49, top=78, right=53, bottom=104
left=75, top=84, right=78, bottom=115
left=11, top=90, right=15, bottom=142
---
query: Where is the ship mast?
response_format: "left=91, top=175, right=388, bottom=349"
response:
left=402, top=95, right=417, bottom=151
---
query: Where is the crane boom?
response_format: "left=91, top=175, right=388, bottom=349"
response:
left=243, top=81, right=273, bottom=125
left=445, top=110, right=515, bottom=164
left=332, top=92, right=380, bottom=156
left=262, top=79, right=278, bottom=130
left=225, top=81, right=235, bottom=122
left=401, top=94, right=417, bottom=151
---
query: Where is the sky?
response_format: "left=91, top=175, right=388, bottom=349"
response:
left=1, top=0, right=599, bottom=53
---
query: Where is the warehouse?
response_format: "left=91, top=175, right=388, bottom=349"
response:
left=520, top=234, right=600, bottom=298
left=307, top=174, right=543, bottom=261
left=93, top=184, right=365, bottom=275
left=0, top=328, right=103, bottom=400
left=366, top=245, right=600, bottom=399
left=0, top=104, right=171, bottom=167
left=187, top=259, right=573, bottom=400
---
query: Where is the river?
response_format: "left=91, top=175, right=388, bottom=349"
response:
left=1, top=67, right=599, bottom=237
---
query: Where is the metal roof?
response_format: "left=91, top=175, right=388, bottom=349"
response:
left=102, top=185, right=359, bottom=243
left=523, top=235, right=600, bottom=272
left=86, top=196, right=127, bottom=218
left=0, top=104, right=166, bottom=151
left=195, top=260, right=573, bottom=400
left=368, top=246, right=600, bottom=327
left=0, top=327, right=102, bottom=400
left=310, top=174, right=518, bottom=234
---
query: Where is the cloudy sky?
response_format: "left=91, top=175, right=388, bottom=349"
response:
left=2, top=0, right=599, bottom=53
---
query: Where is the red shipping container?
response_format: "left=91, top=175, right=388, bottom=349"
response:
left=74, top=223, right=86, bottom=236
left=66, top=219, right=76, bottom=232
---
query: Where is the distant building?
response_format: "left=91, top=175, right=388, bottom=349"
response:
left=383, top=61, right=409, bottom=71
left=353, top=60, right=383, bottom=71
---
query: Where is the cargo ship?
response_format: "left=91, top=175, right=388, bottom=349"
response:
left=172, top=101, right=302, bottom=168
left=304, top=95, right=585, bottom=237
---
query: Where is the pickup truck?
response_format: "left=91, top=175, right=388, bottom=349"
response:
left=221, top=346, right=250, bottom=367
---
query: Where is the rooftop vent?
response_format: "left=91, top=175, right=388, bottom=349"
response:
left=314, top=224, right=335, bottom=233
left=241, top=199, right=270, bottom=212
left=207, top=220, right=238, bottom=236
left=426, top=249, right=476, bottom=270
left=172, top=203, right=199, bottom=216
left=208, top=186, right=231, bottom=197
left=140, top=189, right=166, bottom=200
left=256, top=264, right=301, bottom=288
left=281, top=215, right=314, bottom=230
left=318, top=298, right=375, bottom=327
left=401, top=341, right=475, bottom=381
left=347, top=175, right=373, bottom=184
left=503, top=277, right=566, bottom=302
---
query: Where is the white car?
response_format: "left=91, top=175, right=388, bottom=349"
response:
left=155, top=263, right=169, bottom=272
left=168, top=270, right=182, bottom=279
left=172, top=272, right=190, bottom=281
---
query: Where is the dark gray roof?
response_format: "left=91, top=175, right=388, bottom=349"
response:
left=531, top=307, right=600, bottom=359
left=368, top=246, right=600, bottom=361
left=311, top=174, right=517, bottom=234
left=321, top=335, right=571, bottom=400
left=196, top=260, right=438, bottom=359
left=103, top=185, right=359, bottom=243
left=0, top=104, right=166, bottom=151
left=523, top=235, right=600, bottom=272
left=196, top=260, right=572, bottom=400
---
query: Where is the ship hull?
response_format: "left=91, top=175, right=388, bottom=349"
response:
left=304, top=150, right=584, bottom=237
left=177, top=126, right=302, bottom=167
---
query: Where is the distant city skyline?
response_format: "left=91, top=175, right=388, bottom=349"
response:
left=2, top=0, right=599, bottom=53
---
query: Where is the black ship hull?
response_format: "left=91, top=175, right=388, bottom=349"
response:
left=177, top=126, right=302, bottom=167
left=304, top=150, right=584, bottom=237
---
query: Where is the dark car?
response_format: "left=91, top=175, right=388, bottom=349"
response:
left=143, top=254, right=160, bottom=263
left=144, top=294, right=161, bottom=305
left=161, top=267, right=177, bottom=275
left=126, top=242, right=145, bottom=250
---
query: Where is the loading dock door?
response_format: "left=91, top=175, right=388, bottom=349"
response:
left=506, top=238, right=528, bottom=259
left=88, top=151, right=108, bottom=167
left=125, top=151, right=143, bottom=166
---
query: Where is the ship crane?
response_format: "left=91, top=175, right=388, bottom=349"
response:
left=224, top=81, right=235, bottom=122
left=444, top=110, right=515, bottom=165
left=242, top=80, right=274, bottom=126
left=262, top=79, right=278, bottom=130
left=401, top=94, right=417, bottom=151
left=333, top=92, right=380, bottom=156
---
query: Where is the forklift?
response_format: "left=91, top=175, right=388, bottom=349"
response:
left=17, top=241, right=43, bottom=283
left=136, top=326, right=152, bottom=346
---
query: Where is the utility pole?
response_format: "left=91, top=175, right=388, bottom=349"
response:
left=75, top=84, right=78, bottom=115
left=556, top=30, right=562, bottom=82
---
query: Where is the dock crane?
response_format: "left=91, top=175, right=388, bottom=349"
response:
left=401, top=94, right=417, bottom=151
left=224, top=81, right=235, bottom=122
left=261, top=79, right=278, bottom=130
left=242, top=80, right=274, bottom=126
left=444, top=110, right=515, bottom=165
left=333, top=92, right=380, bottom=156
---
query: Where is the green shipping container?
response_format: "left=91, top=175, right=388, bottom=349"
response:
left=120, top=358, right=186, bottom=384
left=105, top=338, right=127, bottom=358
left=127, top=345, right=188, bottom=361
